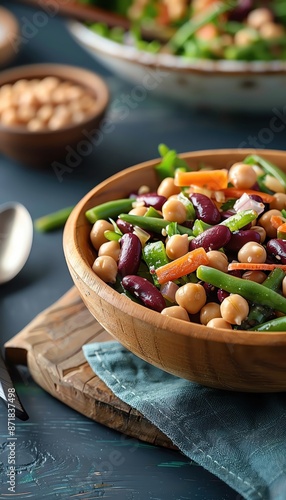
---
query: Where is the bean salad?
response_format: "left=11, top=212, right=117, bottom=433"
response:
left=87, top=145, right=286, bottom=332
left=83, top=0, right=286, bottom=61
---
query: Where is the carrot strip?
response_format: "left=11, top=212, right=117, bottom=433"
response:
left=155, top=247, right=209, bottom=285
left=220, top=188, right=275, bottom=204
left=228, top=262, right=286, bottom=272
left=174, top=169, right=228, bottom=190
left=271, top=215, right=284, bottom=229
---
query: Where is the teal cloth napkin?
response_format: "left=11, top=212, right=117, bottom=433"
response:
left=83, top=341, right=286, bottom=500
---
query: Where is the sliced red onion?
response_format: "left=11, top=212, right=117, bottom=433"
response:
left=160, top=281, right=179, bottom=303
left=233, top=193, right=265, bottom=216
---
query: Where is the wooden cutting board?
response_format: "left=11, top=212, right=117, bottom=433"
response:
left=4, top=287, right=175, bottom=449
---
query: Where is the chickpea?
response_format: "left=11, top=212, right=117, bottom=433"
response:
left=258, top=209, right=281, bottom=239
left=137, top=185, right=150, bottom=195
left=37, top=104, right=54, bottom=123
left=242, top=270, right=267, bottom=284
left=40, top=76, right=60, bottom=92
left=48, top=114, right=70, bottom=130
left=238, top=242, right=267, bottom=264
left=0, top=107, right=19, bottom=126
left=207, top=318, right=232, bottom=330
left=220, top=294, right=249, bottom=326
left=17, top=105, right=37, bottom=124
left=206, top=251, right=228, bottom=272
left=260, top=22, right=285, bottom=40
left=175, top=283, right=206, bottom=314
left=157, top=177, right=181, bottom=198
left=228, top=163, right=257, bottom=189
left=65, top=85, right=84, bottom=101
left=162, top=198, right=187, bottom=224
left=263, top=174, right=285, bottom=194
left=247, top=8, right=273, bottom=30
left=200, top=302, right=221, bottom=325
left=92, top=255, right=117, bottom=284
left=98, top=240, right=121, bottom=262
left=250, top=225, right=266, bottom=243
left=161, top=306, right=190, bottom=321
left=90, top=220, right=114, bottom=251
left=128, top=206, right=148, bottom=216
left=270, top=193, right=286, bottom=211
left=234, top=28, right=258, bottom=47
left=166, top=234, right=189, bottom=260
left=27, top=118, right=46, bottom=131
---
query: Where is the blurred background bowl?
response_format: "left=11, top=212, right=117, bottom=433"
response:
left=68, top=20, right=286, bottom=114
left=63, top=148, right=286, bottom=393
left=0, top=7, right=19, bottom=68
left=0, top=63, right=109, bottom=168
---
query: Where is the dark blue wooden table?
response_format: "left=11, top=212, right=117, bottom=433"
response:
left=1, top=2, right=285, bottom=498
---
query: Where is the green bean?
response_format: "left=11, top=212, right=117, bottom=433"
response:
left=119, top=214, right=194, bottom=236
left=34, top=206, right=74, bottom=232
left=244, top=154, right=286, bottom=191
left=220, top=209, right=258, bottom=232
left=250, top=316, right=286, bottom=332
left=241, top=268, right=285, bottom=328
left=196, top=265, right=286, bottom=314
left=85, top=198, right=135, bottom=224
left=168, top=1, right=236, bottom=52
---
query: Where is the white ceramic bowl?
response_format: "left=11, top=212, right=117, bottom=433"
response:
left=68, top=20, right=286, bottom=113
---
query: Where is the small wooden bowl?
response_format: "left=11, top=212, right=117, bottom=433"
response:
left=63, top=149, right=286, bottom=393
left=0, top=63, right=109, bottom=167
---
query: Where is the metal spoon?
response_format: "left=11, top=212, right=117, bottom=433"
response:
left=0, top=202, right=33, bottom=285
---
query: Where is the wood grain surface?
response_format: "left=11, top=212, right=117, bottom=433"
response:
left=4, top=287, right=175, bottom=449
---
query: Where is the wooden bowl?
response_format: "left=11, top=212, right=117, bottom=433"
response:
left=63, top=149, right=286, bottom=393
left=0, top=63, right=109, bottom=167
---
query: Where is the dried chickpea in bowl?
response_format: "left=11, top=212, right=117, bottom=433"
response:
left=0, top=64, right=109, bottom=167
left=0, top=76, right=100, bottom=131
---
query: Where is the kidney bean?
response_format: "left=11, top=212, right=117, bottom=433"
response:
left=249, top=194, right=264, bottom=204
left=266, top=238, right=286, bottom=264
left=225, top=229, right=261, bottom=253
left=221, top=209, right=236, bottom=221
left=136, top=193, right=167, bottom=211
left=121, top=275, right=166, bottom=312
left=189, top=225, right=231, bottom=252
left=217, top=289, right=230, bottom=303
left=118, top=233, right=142, bottom=277
left=190, top=193, right=221, bottom=224
left=116, top=218, right=133, bottom=234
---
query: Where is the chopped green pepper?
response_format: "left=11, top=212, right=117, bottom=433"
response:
left=143, top=241, right=169, bottom=285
